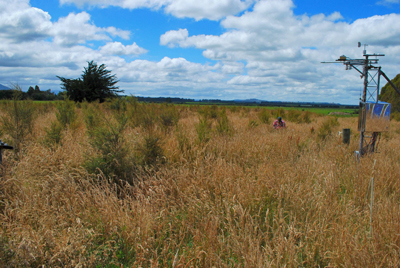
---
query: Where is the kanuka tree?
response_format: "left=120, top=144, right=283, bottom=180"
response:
left=379, top=73, right=400, bottom=113
left=57, top=61, right=123, bottom=102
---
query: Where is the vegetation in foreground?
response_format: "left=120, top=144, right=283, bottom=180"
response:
left=0, top=99, right=399, bottom=267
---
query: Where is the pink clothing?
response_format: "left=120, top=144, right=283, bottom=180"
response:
left=273, top=119, right=286, bottom=129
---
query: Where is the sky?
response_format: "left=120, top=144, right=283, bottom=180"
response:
left=1, top=0, right=400, bottom=104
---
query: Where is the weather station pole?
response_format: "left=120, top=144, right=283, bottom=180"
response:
left=359, top=54, right=369, bottom=156
left=321, top=42, right=400, bottom=157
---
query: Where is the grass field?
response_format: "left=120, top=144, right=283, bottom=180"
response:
left=261, top=106, right=358, bottom=116
left=184, top=102, right=358, bottom=116
left=0, top=99, right=398, bottom=267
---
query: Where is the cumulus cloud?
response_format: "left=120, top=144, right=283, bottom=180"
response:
left=0, top=0, right=52, bottom=43
left=51, top=12, right=131, bottom=46
left=160, top=29, right=189, bottom=48
left=60, top=0, right=169, bottom=9
left=157, top=0, right=400, bottom=102
left=2, top=0, right=400, bottom=103
left=161, top=3, right=400, bottom=63
left=161, top=1, right=400, bottom=63
left=0, top=0, right=131, bottom=48
left=0, top=0, right=226, bottom=99
left=60, top=0, right=254, bottom=21
left=100, top=42, right=148, bottom=56
left=164, top=0, right=254, bottom=21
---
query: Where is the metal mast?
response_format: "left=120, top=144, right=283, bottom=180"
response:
left=336, top=49, right=384, bottom=156
left=323, top=42, right=400, bottom=157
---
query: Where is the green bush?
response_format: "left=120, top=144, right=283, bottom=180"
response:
left=159, top=104, right=180, bottom=130
left=272, top=108, right=285, bottom=119
left=84, top=114, right=136, bottom=185
left=44, top=121, right=63, bottom=146
left=56, top=99, right=77, bottom=129
left=175, top=124, right=192, bottom=154
left=287, top=110, right=301, bottom=123
left=391, top=111, right=400, bottom=121
left=258, top=109, right=270, bottom=124
left=128, top=103, right=158, bottom=131
left=216, top=109, right=233, bottom=135
left=107, top=97, right=127, bottom=113
left=0, top=89, right=35, bottom=154
left=287, top=110, right=312, bottom=124
left=248, top=120, right=259, bottom=129
left=84, top=104, right=102, bottom=135
left=209, top=105, right=219, bottom=119
left=136, top=133, right=164, bottom=166
left=198, top=105, right=218, bottom=120
left=196, top=115, right=212, bottom=144
left=302, top=111, right=312, bottom=123
left=229, top=106, right=240, bottom=113
left=317, top=117, right=339, bottom=141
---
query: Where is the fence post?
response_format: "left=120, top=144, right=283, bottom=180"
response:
left=343, top=128, right=351, bottom=144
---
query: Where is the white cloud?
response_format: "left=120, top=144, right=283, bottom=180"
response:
left=0, top=0, right=52, bottom=42
left=160, top=29, right=189, bottom=48
left=160, top=3, right=400, bottom=64
left=60, top=0, right=254, bottom=21
left=60, top=0, right=169, bottom=9
left=156, top=0, right=400, bottom=102
left=100, top=42, right=147, bottom=56
left=164, top=0, right=254, bottom=21
left=51, top=12, right=131, bottom=46
left=2, top=0, right=400, bottom=103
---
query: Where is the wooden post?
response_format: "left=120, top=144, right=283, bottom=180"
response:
left=370, top=177, right=374, bottom=237
left=343, top=128, right=351, bottom=145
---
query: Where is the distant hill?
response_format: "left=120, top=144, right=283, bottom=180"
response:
left=379, top=73, right=400, bottom=113
left=0, top=84, right=10, bottom=90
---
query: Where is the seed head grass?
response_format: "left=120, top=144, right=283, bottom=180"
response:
left=0, top=103, right=399, bottom=267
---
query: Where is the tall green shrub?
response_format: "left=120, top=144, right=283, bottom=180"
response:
left=317, top=117, right=339, bottom=141
left=44, top=121, right=63, bottom=146
left=56, top=99, right=77, bottom=129
left=84, top=104, right=102, bottom=136
left=196, top=115, right=212, bottom=144
left=128, top=103, right=158, bottom=131
left=216, top=109, right=233, bottom=135
left=136, top=133, right=164, bottom=167
left=0, top=88, right=35, bottom=154
left=84, top=114, right=135, bottom=185
left=258, top=109, right=270, bottom=124
left=159, top=104, right=180, bottom=131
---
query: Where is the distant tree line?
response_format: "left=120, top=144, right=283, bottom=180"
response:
left=26, top=85, right=64, bottom=100
left=135, top=96, right=195, bottom=104
left=0, top=85, right=63, bottom=100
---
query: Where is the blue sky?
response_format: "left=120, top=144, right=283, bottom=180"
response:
left=1, top=0, right=400, bottom=104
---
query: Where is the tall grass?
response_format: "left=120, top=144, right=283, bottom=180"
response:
left=0, top=102, right=399, bottom=267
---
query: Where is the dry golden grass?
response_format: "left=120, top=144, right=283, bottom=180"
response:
left=0, top=102, right=399, bottom=267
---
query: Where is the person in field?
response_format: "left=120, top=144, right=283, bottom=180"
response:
left=273, top=117, right=286, bottom=129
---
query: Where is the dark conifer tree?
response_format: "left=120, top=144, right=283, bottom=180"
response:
left=57, top=61, right=122, bottom=102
